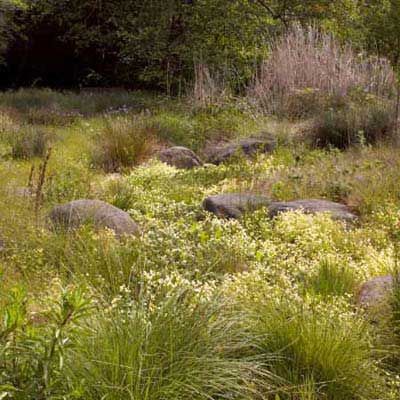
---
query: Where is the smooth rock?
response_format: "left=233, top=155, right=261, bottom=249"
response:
left=49, top=199, right=139, bottom=237
left=158, top=146, right=202, bottom=169
left=203, top=193, right=271, bottom=219
left=268, top=199, right=357, bottom=222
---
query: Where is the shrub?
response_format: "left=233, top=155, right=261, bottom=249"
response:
left=91, top=116, right=157, bottom=172
left=312, top=96, right=395, bottom=148
left=250, top=24, right=395, bottom=117
left=0, top=283, right=91, bottom=399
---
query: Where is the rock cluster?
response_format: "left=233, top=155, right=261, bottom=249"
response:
left=206, top=137, right=276, bottom=165
left=203, top=193, right=357, bottom=222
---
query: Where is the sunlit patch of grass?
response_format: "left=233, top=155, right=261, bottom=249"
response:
left=306, top=257, right=357, bottom=298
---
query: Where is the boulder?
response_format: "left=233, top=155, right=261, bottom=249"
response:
left=268, top=199, right=357, bottom=223
left=358, top=275, right=394, bottom=309
left=203, top=193, right=271, bottom=219
left=206, top=137, right=276, bottom=165
left=49, top=199, right=139, bottom=237
left=158, top=146, right=202, bottom=169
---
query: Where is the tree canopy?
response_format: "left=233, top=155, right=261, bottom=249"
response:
left=0, top=0, right=399, bottom=89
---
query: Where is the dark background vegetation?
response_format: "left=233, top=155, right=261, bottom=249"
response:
left=1, top=0, right=400, bottom=92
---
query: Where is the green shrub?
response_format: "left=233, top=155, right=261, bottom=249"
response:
left=0, top=283, right=91, bottom=399
left=91, top=116, right=157, bottom=172
left=312, top=97, right=395, bottom=149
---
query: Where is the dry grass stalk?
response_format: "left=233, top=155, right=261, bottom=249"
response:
left=34, top=146, right=52, bottom=219
left=250, top=24, right=396, bottom=115
left=193, top=63, right=229, bottom=107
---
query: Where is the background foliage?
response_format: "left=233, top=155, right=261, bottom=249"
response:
left=2, top=0, right=400, bottom=90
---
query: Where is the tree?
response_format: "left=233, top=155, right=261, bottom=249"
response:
left=361, top=0, right=400, bottom=65
left=0, top=0, right=24, bottom=65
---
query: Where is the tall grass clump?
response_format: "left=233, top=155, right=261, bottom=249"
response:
left=192, top=63, right=232, bottom=109
left=250, top=24, right=395, bottom=118
left=0, top=108, right=19, bottom=133
left=91, top=116, right=157, bottom=172
left=246, top=296, right=384, bottom=399
left=306, top=258, right=357, bottom=298
left=67, top=289, right=264, bottom=400
left=3, top=124, right=51, bottom=159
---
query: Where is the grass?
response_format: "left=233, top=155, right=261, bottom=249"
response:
left=0, top=88, right=399, bottom=399
left=90, top=116, right=158, bottom=172
left=67, top=290, right=265, bottom=400
left=6, top=125, right=52, bottom=159
left=306, top=258, right=357, bottom=298
left=245, top=295, right=383, bottom=399
left=0, top=88, right=153, bottom=115
left=254, top=145, right=400, bottom=216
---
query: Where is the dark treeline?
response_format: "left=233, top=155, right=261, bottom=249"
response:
left=1, top=0, right=400, bottom=91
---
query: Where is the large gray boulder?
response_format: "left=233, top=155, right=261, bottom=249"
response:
left=206, top=137, right=276, bottom=165
left=49, top=199, right=139, bottom=237
left=203, top=193, right=271, bottom=219
left=268, top=199, right=357, bottom=223
left=158, top=146, right=202, bottom=169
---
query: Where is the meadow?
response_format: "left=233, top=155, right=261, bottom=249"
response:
left=1, top=27, right=400, bottom=400
left=0, top=85, right=399, bottom=399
